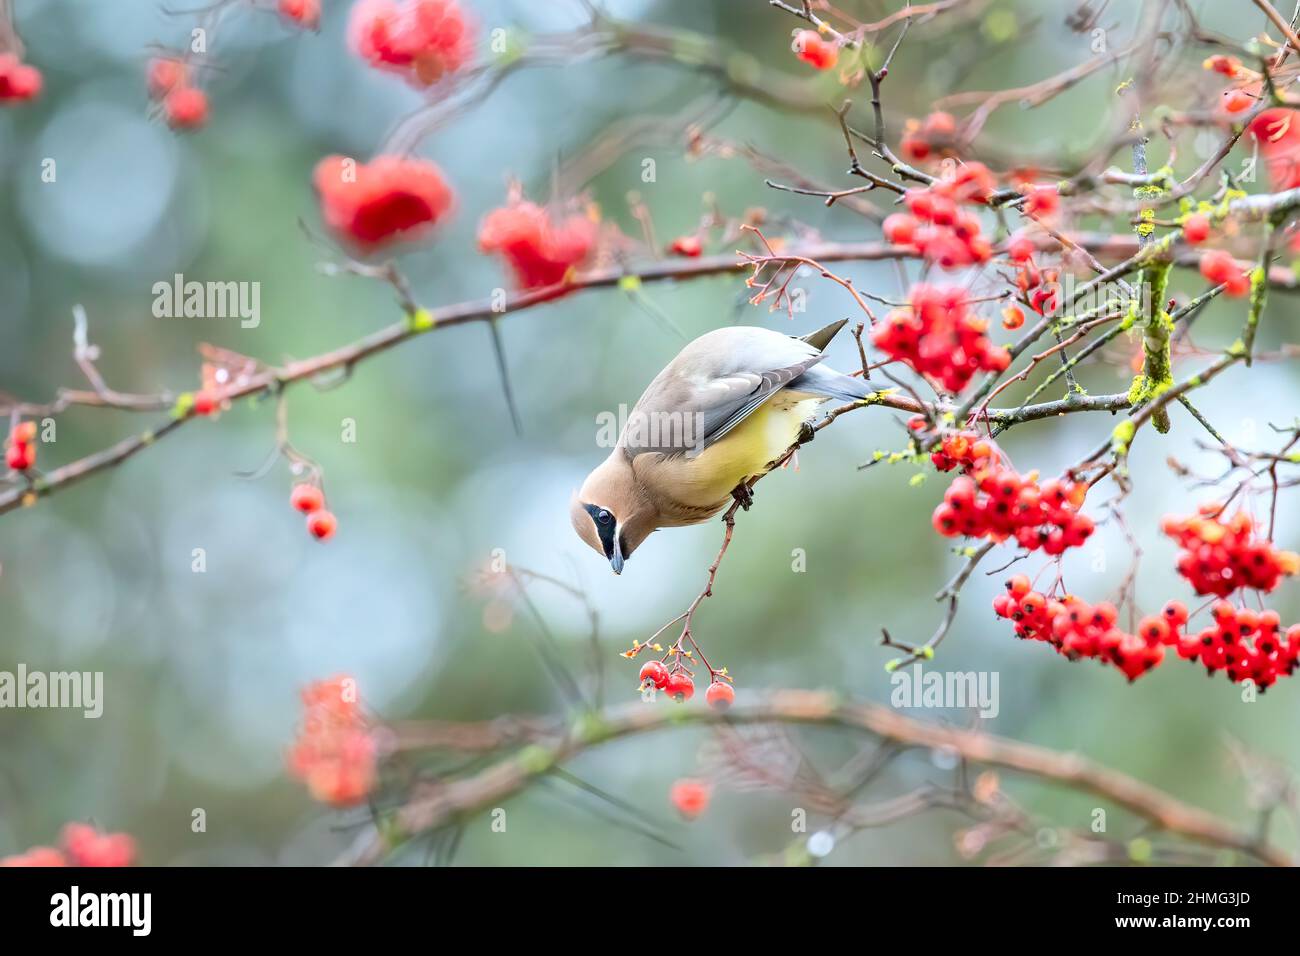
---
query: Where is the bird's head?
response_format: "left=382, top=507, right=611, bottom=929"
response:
left=571, top=453, right=655, bottom=574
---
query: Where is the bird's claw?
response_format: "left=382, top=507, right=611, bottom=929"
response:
left=798, top=421, right=817, bottom=444
left=731, top=484, right=754, bottom=511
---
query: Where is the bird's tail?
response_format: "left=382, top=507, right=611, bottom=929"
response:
left=790, top=363, right=878, bottom=403
left=800, top=319, right=849, bottom=352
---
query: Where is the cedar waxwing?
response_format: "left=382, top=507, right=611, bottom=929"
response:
left=571, top=319, right=876, bottom=573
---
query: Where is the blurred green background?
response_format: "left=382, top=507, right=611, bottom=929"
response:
left=0, top=0, right=1296, bottom=865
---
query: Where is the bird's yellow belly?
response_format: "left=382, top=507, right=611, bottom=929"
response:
left=654, top=391, right=824, bottom=516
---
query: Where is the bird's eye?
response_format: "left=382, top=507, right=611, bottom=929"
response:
left=596, top=509, right=613, bottom=526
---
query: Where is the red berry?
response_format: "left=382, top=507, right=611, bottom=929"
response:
left=668, top=235, right=702, bottom=257
left=1023, top=186, right=1059, bottom=218
left=669, top=778, right=711, bottom=819
left=290, top=483, right=326, bottom=514
left=1162, top=600, right=1189, bottom=626
left=192, top=391, right=217, bottom=416
left=348, top=0, right=476, bottom=87
left=61, top=823, right=136, bottom=868
left=638, top=660, right=669, bottom=689
left=1182, top=214, right=1211, bottom=244
left=1204, top=55, right=1241, bottom=78
left=278, top=0, right=321, bottom=29
left=882, top=213, right=919, bottom=246
left=1221, top=88, right=1254, bottom=114
left=6, top=442, right=33, bottom=471
left=663, top=672, right=694, bottom=703
left=147, top=57, right=187, bottom=99
left=1007, top=235, right=1035, bottom=262
left=318, top=154, right=456, bottom=253
left=1138, top=616, right=1172, bottom=646
left=705, top=680, right=735, bottom=711
left=478, top=195, right=597, bottom=289
left=307, top=510, right=338, bottom=541
left=164, top=87, right=209, bottom=130
left=0, top=55, right=42, bottom=103
left=791, top=30, right=838, bottom=70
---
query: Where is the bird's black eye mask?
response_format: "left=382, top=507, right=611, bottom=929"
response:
left=583, top=503, right=617, bottom=559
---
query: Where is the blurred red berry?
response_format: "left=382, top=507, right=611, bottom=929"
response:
left=192, top=390, right=218, bottom=416
left=0, top=847, right=67, bottom=867
left=1220, top=88, right=1254, bottom=115
left=147, top=57, right=187, bottom=99
left=882, top=213, right=919, bottom=247
left=279, top=0, right=321, bottom=29
left=307, top=510, right=338, bottom=541
left=314, top=154, right=455, bottom=253
left=1199, top=249, right=1250, bottom=296
left=705, top=680, right=735, bottom=711
left=668, top=235, right=702, bottom=257
left=1182, top=214, right=1211, bottom=244
left=0, top=54, right=42, bottom=104
left=791, top=29, right=838, bottom=70
left=290, top=483, right=326, bottom=514
left=669, top=778, right=711, bottom=819
left=62, top=824, right=136, bottom=868
left=164, top=86, right=209, bottom=130
left=478, top=196, right=598, bottom=290
left=349, top=0, right=476, bottom=87
left=288, top=676, right=376, bottom=806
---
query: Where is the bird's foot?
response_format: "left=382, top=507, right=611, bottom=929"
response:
left=798, top=421, right=817, bottom=444
left=731, top=483, right=754, bottom=511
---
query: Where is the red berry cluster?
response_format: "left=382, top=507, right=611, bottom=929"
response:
left=291, top=482, right=337, bottom=541
left=899, top=111, right=958, bottom=162
left=932, top=469, right=1094, bottom=555
left=1162, top=508, right=1299, bottom=597
left=278, top=0, right=321, bottom=30
left=1198, top=249, right=1251, bottom=297
left=348, top=0, right=475, bottom=87
left=993, top=580, right=1166, bottom=682
left=995, top=578, right=1300, bottom=689
left=314, top=154, right=455, bottom=252
left=882, top=164, right=996, bottom=270
left=5, top=421, right=37, bottom=472
left=925, top=428, right=994, bottom=473
left=147, top=57, right=209, bottom=130
left=0, top=53, right=42, bottom=105
left=1185, top=601, right=1300, bottom=689
left=288, top=676, right=377, bottom=807
left=637, top=659, right=735, bottom=710
left=478, top=195, right=598, bottom=290
left=1010, top=248, right=1061, bottom=315
left=0, top=823, right=136, bottom=868
left=791, top=29, right=838, bottom=70
left=871, top=284, right=1011, bottom=393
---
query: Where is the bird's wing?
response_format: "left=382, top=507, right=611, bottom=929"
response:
left=620, top=327, right=833, bottom=456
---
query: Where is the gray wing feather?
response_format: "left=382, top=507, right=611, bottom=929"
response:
left=620, top=326, right=860, bottom=456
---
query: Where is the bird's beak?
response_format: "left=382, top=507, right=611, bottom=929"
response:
left=610, top=531, right=625, bottom=575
